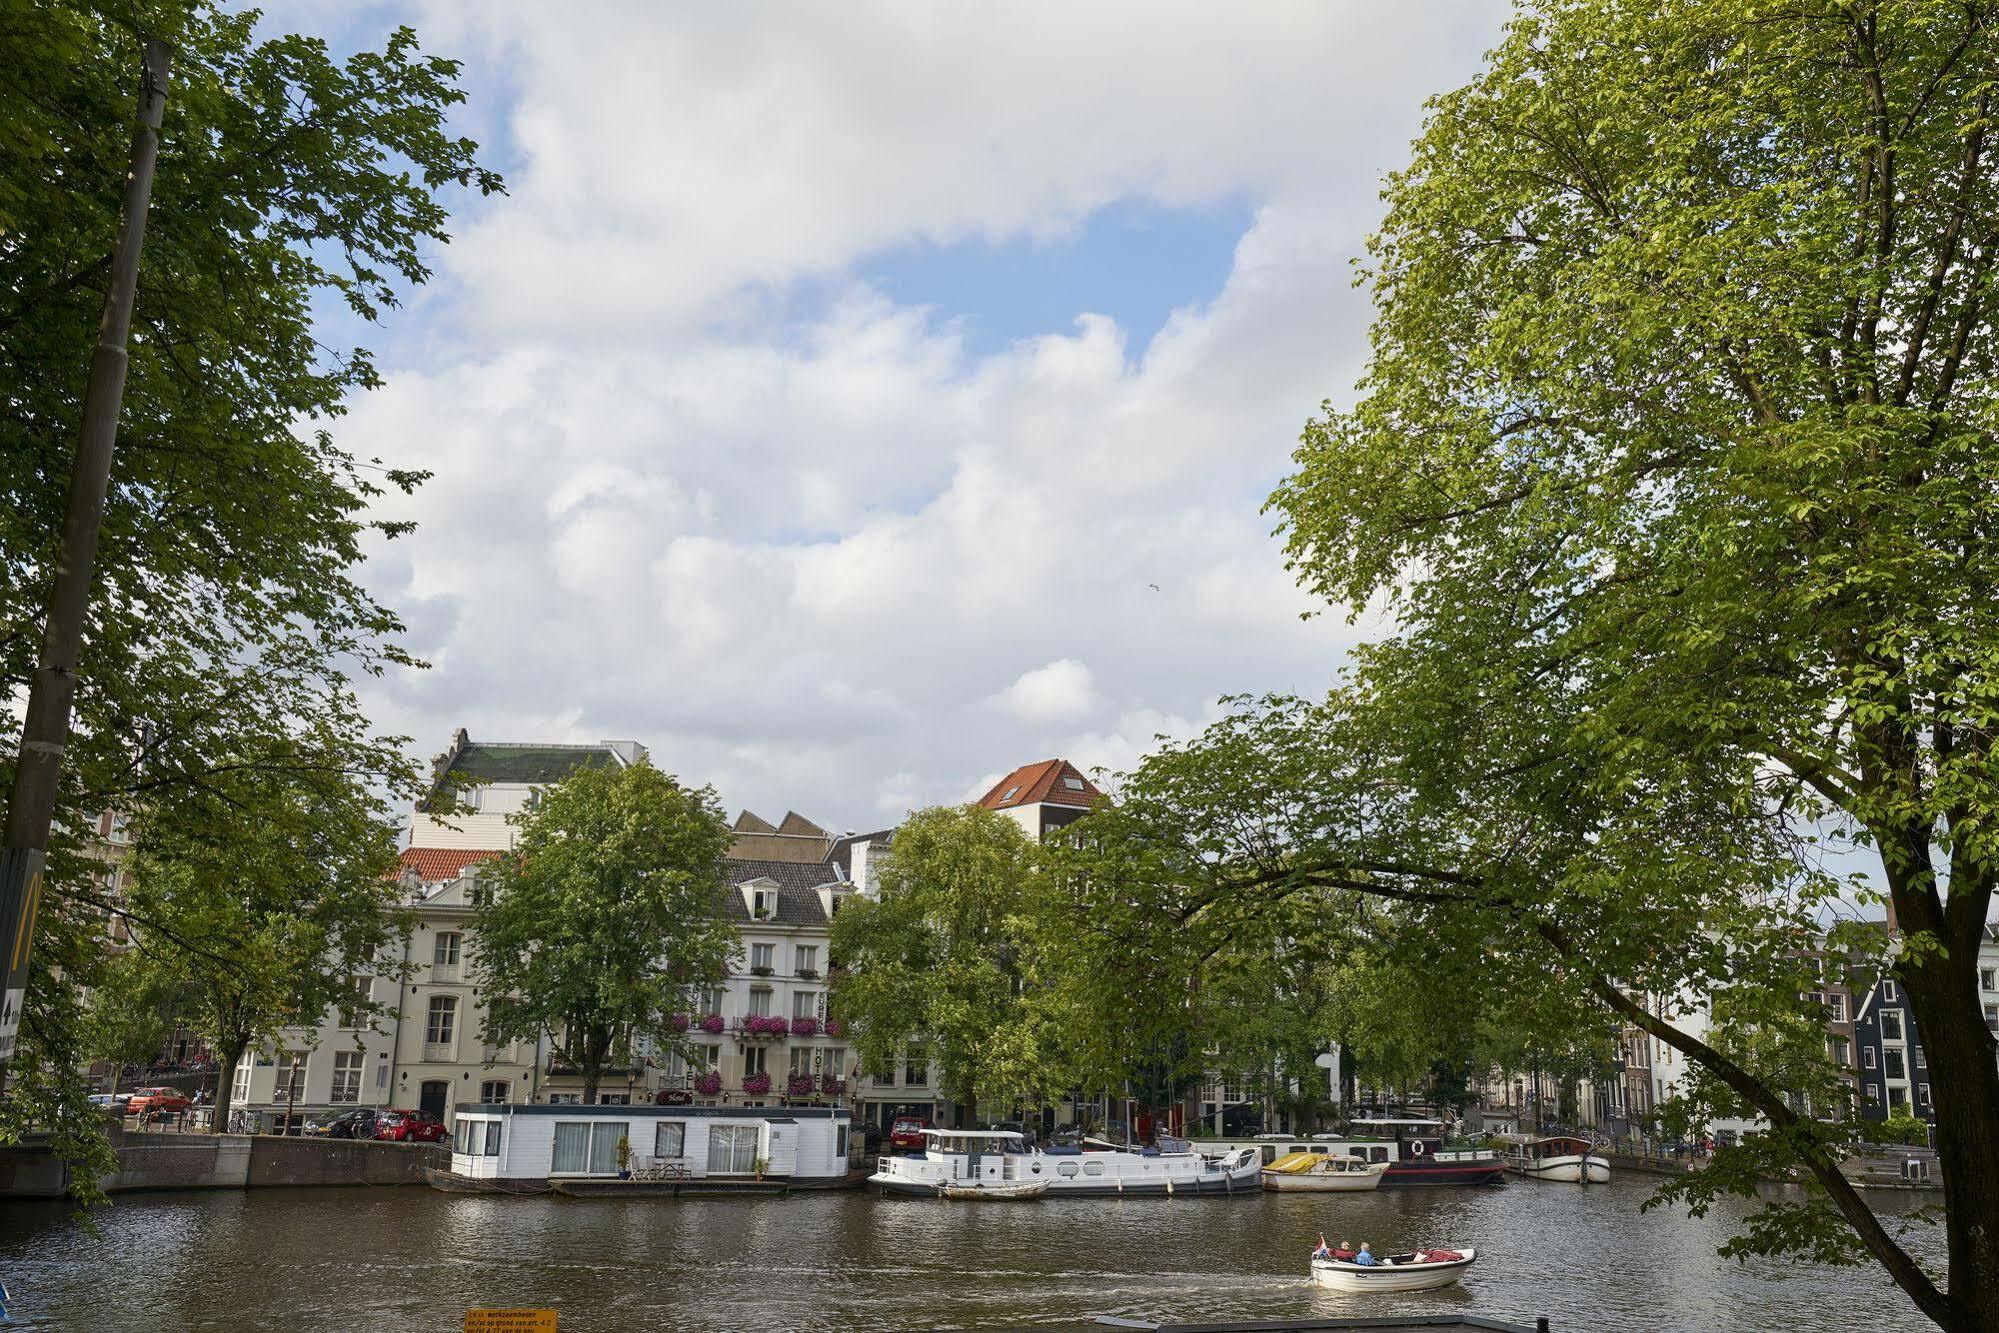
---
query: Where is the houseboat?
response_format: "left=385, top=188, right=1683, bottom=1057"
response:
left=870, top=1129, right=1263, bottom=1197
left=1205, top=1118, right=1505, bottom=1186
left=1502, top=1134, right=1610, bottom=1184
left=429, top=1102, right=854, bottom=1195
left=1261, top=1151, right=1388, bottom=1192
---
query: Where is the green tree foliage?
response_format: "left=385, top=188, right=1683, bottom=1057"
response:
left=1080, top=2, right=1999, bottom=1326
left=472, top=764, right=736, bottom=1104
left=102, top=755, right=406, bottom=1129
left=0, top=0, right=496, bottom=1183
left=830, top=806, right=1055, bottom=1115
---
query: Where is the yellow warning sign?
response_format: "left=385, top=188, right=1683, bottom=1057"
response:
left=464, top=1311, right=557, bottom=1333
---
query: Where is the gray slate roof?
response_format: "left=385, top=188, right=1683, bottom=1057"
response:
left=720, top=858, right=849, bottom=925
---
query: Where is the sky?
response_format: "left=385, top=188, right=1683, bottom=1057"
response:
left=268, top=1, right=1510, bottom=830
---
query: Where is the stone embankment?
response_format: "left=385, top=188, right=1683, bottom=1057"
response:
left=0, top=1121, right=444, bottom=1198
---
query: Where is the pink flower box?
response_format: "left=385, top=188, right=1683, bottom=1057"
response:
left=742, top=1072, right=772, bottom=1095
left=789, top=1017, right=819, bottom=1036
left=693, top=1071, right=722, bottom=1095
left=823, top=1019, right=844, bottom=1036
left=698, top=1014, right=725, bottom=1034
left=787, top=1074, right=817, bottom=1097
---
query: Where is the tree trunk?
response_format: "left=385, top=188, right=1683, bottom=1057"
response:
left=1884, top=842, right=1999, bottom=1333
left=214, top=1038, right=249, bottom=1132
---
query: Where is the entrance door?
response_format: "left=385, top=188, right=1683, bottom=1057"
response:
left=419, top=1080, right=449, bottom=1119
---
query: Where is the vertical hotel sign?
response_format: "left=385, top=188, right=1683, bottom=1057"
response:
left=0, top=848, right=44, bottom=1064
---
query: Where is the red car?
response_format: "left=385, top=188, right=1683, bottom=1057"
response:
left=372, top=1109, right=448, bottom=1143
left=125, top=1086, right=191, bottom=1117
left=889, top=1116, right=930, bottom=1153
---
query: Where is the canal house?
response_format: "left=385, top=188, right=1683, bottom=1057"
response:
left=445, top=1103, right=853, bottom=1186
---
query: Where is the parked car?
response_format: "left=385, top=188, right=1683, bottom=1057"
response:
left=373, top=1109, right=448, bottom=1144
left=125, top=1086, right=191, bottom=1117
left=86, top=1092, right=125, bottom=1111
left=315, top=1108, right=386, bottom=1140
left=889, top=1116, right=930, bottom=1153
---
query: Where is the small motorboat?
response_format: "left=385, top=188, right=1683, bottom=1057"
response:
left=1309, top=1246, right=1477, bottom=1293
left=934, top=1178, right=1050, bottom=1200
left=1262, top=1152, right=1389, bottom=1192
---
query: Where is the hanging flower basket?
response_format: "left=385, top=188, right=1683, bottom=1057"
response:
left=698, top=1014, right=725, bottom=1034
left=787, top=1074, right=817, bottom=1098
left=742, top=1073, right=772, bottom=1095
left=693, top=1071, right=722, bottom=1096
left=789, top=1016, right=819, bottom=1036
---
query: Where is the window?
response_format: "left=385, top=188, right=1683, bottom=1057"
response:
left=552, top=1121, right=627, bottom=1174
left=1888, top=1085, right=1907, bottom=1109
left=792, top=991, right=817, bottom=1020
left=708, top=1124, right=759, bottom=1173
left=482, top=1121, right=501, bottom=1156
left=1000, top=785, right=1020, bottom=803
left=1986, top=1001, right=1999, bottom=1032
left=789, top=1046, right=815, bottom=1076
left=1864, top=1083, right=1879, bottom=1104
left=1061, top=776, right=1086, bottom=790
left=1918, top=1083, right=1931, bottom=1108
left=753, top=889, right=776, bottom=920
left=433, top=932, right=462, bottom=967
left=1982, top=967, right=1998, bottom=992
left=836, top=1123, right=850, bottom=1159
left=697, top=986, right=724, bottom=1016
left=597, top=1093, right=630, bottom=1105
left=330, top=1051, right=363, bottom=1104
left=1885, top=1050, right=1906, bottom=1080
left=748, top=987, right=772, bottom=1017
left=1880, top=1010, right=1904, bottom=1042
left=1826, top=994, right=1846, bottom=1022
left=1915, top=1047, right=1926, bottom=1070
left=824, top=1047, right=846, bottom=1078
left=796, top=945, right=818, bottom=975
left=744, top=1047, right=767, bottom=1077
left=548, top=1093, right=582, bottom=1105
left=339, top=974, right=371, bottom=1029
left=905, top=1047, right=927, bottom=1086
left=1863, top=1046, right=1878, bottom=1069
left=750, top=942, right=775, bottom=971
left=1883, top=979, right=1898, bottom=1002
left=231, top=1058, right=252, bottom=1106
left=655, top=1121, right=686, bottom=1160
left=479, top=1080, right=509, bottom=1104
left=425, top=996, right=458, bottom=1048
left=1829, top=1037, right=1851, bottom=1066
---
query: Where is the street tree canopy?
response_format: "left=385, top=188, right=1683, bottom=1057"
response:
left=0, top=0, right=497, bottom=1185
left=1079, top=2, right=1999, bottom=1328
left=473, top=763, right=737, bottom=1104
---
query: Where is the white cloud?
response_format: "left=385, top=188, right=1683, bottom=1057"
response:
left=328, top=2, right=1507, bottom=826
left=998, top=660, right=1099, bottom=723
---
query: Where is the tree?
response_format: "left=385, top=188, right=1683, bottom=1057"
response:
left=472, top=764, right=736, bottom=1105
left=102, top=748, right=406, bottom=1130
left=1087, top=2, right=1999, bottom=1327
left=830, top=805, right=1054, bottom=1116
left=0, top=0, right=497, bottom=1171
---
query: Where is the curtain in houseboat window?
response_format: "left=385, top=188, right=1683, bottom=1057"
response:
left=655, top=1121, right=686, bottom=1160
left=482, top=1121, right=501, bottom=1156
left=588, top=1123, right=628, bottom=1175
left=708, top=1123, right=758, bottom=1173
left=552, top=1122, right=590, bottom=1174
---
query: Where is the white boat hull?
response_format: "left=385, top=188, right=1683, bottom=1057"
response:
left=1510, top=1153, right=1610, bottom=1184
left=1262, top=1166, right=1387, bottom=1193
left=1310, top=1248, right=1477, bottom=1293
left=872, top=1146, right=1263, bottom=1198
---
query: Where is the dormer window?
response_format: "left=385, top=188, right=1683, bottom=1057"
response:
left=754, top=888, right=776, bottom=920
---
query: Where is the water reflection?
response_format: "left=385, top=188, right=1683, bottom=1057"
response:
left=0, top=1177, right=1943, bottom=1331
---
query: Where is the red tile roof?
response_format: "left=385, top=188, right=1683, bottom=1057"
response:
left=398, top=847, right=501, bottom=882
left=977, top=759, right=1104, bottom=810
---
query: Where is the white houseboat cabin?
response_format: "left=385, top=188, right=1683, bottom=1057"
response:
left=443, top=1103, right=852, bottom=1188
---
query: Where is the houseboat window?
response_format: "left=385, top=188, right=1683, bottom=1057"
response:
left=1057, top=1161, right=1079, bottom=1177
left=835, top=1123, right=849, bottom=1159
left=552, top=1121, right=627, bottom=1175
left=1082, top=1161, right=1105, bottom=1176
left=482, top=1121, right=501, bottom=1156
left=655, top=1121, right=686, bottom=1159
left=710, top=1124, right=759, bottom=1173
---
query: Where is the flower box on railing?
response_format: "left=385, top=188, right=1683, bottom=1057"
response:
left=741, top=1073, right=772, bottom=1095
left=749, top=964, right=774, bottom=977
left=820, top=1074, right=844, bottom=1095
left=737, top=1015, right=789, bottom=1038
left=823, top=1019, right=844, bottom=1037
left=666, top=1013, right=690, bottom=1033
left=795, top=966, right=818, bottom=979
left=693, top=1071, right=722, bottom=1096
left=787, top=1074, right=817, bottom=1098
left=697, top=1014, right=725, bottom=1034
left=789, top=1017, right=819, bottom=1036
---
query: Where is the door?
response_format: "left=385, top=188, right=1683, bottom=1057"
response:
left=419, top=1079, right=449, bottom=1120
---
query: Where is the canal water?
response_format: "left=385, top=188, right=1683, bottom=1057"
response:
left=0, top=1177, right=1942, bottom=1331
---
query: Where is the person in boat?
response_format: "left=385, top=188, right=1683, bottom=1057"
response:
left=1353, top=1243, right=1377, bottom=1266
left=1313, top=1235, right=1331, bottom=1261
